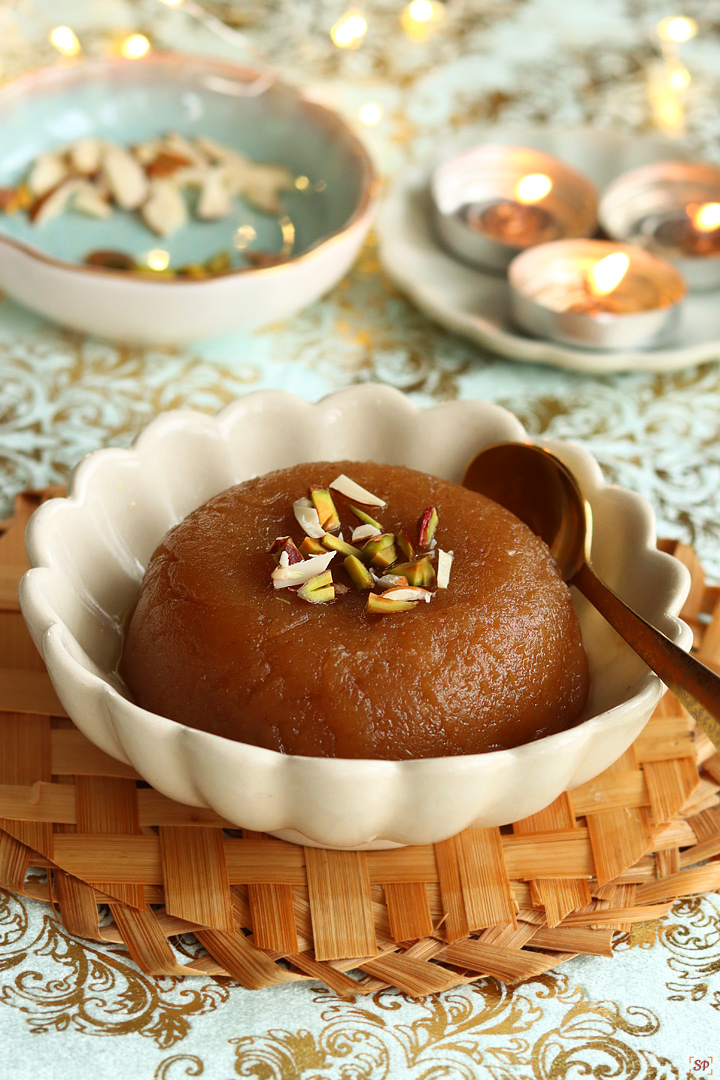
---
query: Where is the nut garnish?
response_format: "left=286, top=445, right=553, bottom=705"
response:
left=268, top=536, right=303, bottom=565
left=360, top=533, right=396, bottom=567
left=388, top=557, right=436, bottom=587
left=437, top=549, right=454, bottom=589
left=300, top=536, right=326, bottom=557
left=418, top=507, right=438, bottom=549
left=293, top=497, right=325, bottom=539
left=373, top=573, right=409, bottom=589
left=322, top=533, right=363, bottom=558
left=310, top=487, right=341, bottom=532
left=344, top=555, right=374, bottom=590
left=352, top=523, right=382, bottom=543
left=330, top=475, right=386, bottom=507
left=297, top=570, right=335, bottom=604
left=397, top=528, right=415, bottom=561
left=270, top=473, right=453, bottom=616
left=381, top=586, right=433, bottom=603
left=349, top=505, right=383, bottom=530
left=272, top=550, right=335, bottom=589
left=366, top=592, right=418, bottom=615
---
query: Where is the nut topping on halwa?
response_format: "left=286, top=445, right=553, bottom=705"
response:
left=268, top=474, right=450, bottom=614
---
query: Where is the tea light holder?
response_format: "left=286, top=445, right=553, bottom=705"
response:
left=599, top=161, right=720, bottom=291
left=431, top=145, right=598, bottom=272
left=508, top=239, right=686, bottom=350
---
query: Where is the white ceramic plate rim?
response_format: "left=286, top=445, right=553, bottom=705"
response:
left=377, top=126, right=720, bottom=373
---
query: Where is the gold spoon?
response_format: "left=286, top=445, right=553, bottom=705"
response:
left=462, top=441, right=720, bottom=750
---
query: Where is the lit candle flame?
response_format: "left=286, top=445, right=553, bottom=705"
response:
left=587, top=252, right=630, bottom=296
left=688, top=202, right=720, bottom=232
left=514, top=173, right=552, bottom=204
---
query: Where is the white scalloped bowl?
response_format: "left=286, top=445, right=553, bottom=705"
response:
left=20, top=385, right=691, bottom=848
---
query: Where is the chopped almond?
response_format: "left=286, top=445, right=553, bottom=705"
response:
left=330, top=474, right=386, bottom=507
left=293, top=497, right=325, bottom=538
left=271, top=550, right=335, bottom=589
left=437, top=549, right=454, bottom=589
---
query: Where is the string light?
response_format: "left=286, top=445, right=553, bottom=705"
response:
left=330, top=9, right=367, bottom=49
left=157, top=0, right=184, bottom=5
left=401, top=0, right=445, bottom=41
left=669, top=63, right=691, bottom=89
left=408, top=0, right=434, bottom=20
left=146, top=249, right=170, bottom=271
left=294, top=176, right=310, bottom=190
left=657, top=16, right=697, bottom=43
left=121, top=33, right=151, bottom=59
left=49, top=26, right=81, bottom=56
left=359, top=102, right=382, bottom=125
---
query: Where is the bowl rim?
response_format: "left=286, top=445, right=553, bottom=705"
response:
left=21, top=385, right=693, bottom=773
left=0, top=52, right=379, bottom=285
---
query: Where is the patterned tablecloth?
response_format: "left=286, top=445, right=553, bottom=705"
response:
left=1, top=1, right=720, bottom=1076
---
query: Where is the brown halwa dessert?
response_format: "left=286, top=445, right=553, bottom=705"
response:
left=121, top=461, right=588, bottom=759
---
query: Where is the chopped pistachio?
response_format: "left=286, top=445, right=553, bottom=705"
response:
left=293, top=496, right=325, bottom=539
left=366, top=592, right=417, bottom=615
left=322, top=533, right=362, bottom=558
left=418, top=506, right=439, bottom=549
left=349, top=505, right=383, bottom=530
left=297, top=570, right=335, bottom=604
left=437, top=549, right=454, bottom=589
left=360, top=533, right=395, bottom=566
left=272, top=550, right=335, bottom=589
left=335, top=582, right=350, bottom=596
left=176, top=262, right=207, bottom=279
left=268, top=535, right=303, bottom=565
left=371, top=543, right=397, bottom=570
left=397, top=528, right=415, bottom=561
left=205, top=249, right=232, bottom=274
left=275, top=596, right=291, bottom=605
left=310, top=486, right=341, bottom=532
left=388, top=557, right=436, bottom=587
left=330, top=474, right=386, bottom=507
left=300, top=536, right=326, bottom=557
left=344, top=554, right=374, bottom=590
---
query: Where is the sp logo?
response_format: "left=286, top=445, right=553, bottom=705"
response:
left=691, top=1059, right=713, bottom=1075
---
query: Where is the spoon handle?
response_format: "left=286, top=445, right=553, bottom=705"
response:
left=573, top=561, right=720, bottom=750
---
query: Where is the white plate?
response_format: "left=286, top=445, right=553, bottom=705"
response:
left=378, top=126, right=720, bottom=373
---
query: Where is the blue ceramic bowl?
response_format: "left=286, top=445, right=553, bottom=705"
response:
left=0, top=54, right=377, bottom=342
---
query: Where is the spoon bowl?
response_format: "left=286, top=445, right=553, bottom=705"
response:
left=462, top=441, right=589, bottom=580
left=463, top=440, right=720, bottom=750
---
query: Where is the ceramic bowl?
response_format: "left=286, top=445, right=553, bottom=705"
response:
left=20, top=385, right=691, bottom=849
left=0, top=54, right=377, bottom=343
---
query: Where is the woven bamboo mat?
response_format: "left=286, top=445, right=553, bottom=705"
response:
left=2, top=490, right=720, bottom=999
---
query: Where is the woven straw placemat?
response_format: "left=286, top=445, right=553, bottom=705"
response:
left=1, top=490, right=720, bottom=999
